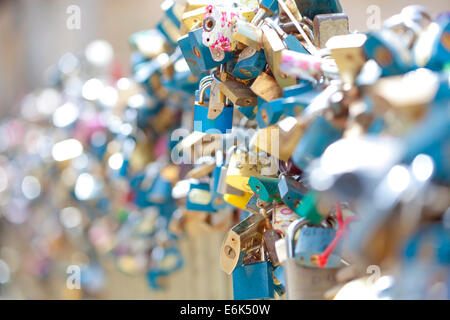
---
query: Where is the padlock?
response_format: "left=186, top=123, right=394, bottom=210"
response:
left=363, top=30, right=412, bottom=77
left=193, top=84, right=234, bottom=134
left=178, top=27, right=235, bottom=77
left=326, top=33, right=368, bottom=85
left=223, top=192, right=253, bottom=210
left=225, top=151, right=266, bottom=193
left=254, top=116, right=304, bottom=161
left=182, top=7, right=207, bottom=31
left=313, top=13, right=349, bottom=49
left=219, top=74, right=258, bottom=107
left=248, top=176, right=281, bottom=202
left=294, top=223, right=341, bottom=268
left=293, top=191, right=326, bottom=225
left=161, top=0, right=183, bottom=29
left=264, top=17, right=310, bottom=54
left=278, top=175, right=308, bottom=211
left=185, top=181, right=216, bottom=212
left=250, top=0, right=279, bottom=26
left=232, top=261, right=274, bottom=300
left=208, top=71, right=226, bottom=119
left=157, top=17, right=182, bottom=48
left=261, top=209, right=283, bottom=267
left=232, top=47, right=267, bottom=80
left=214, top=165, right=245, bottom=196
left=413, top=16, right=450, bottom=71
left=292, top=115, right=342, bottom=170
left=250, top=72, right=283, bottom=102
left=202, top=5, right=239, bottom=52
left=284, top=217, right=339, bottom=299
left=129, top=29, right=168, bottom=60
left=293, top=0, right=343, bottom=21
left=255, top=82, right=315, bottom=128
left=220, top=212, right=265, bottom=274
left=147, top=174, right=173, bottom=204
left=261, top=23, right=297, bottom=88
left=233, top=18, right=264, bottom=50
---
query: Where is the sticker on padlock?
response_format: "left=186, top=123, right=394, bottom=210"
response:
left=220, top=212, right=265, bottom=274
left=272, top=203, right=298, bottom=235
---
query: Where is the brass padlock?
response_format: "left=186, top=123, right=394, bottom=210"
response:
left=261, top=23, right=297, bottom=88
left=255, top=117, right=304, bottom=161
left=220, top=212, right=265, bottom=274
left=233, top=18, right=264, bottom=50
left=218, top=73, right=258, bottom=107
left=313, top=13, right=349, bottom=49
left=250, top=72, right=283, bottom=102
left=326, top=34, right=368, bottom=85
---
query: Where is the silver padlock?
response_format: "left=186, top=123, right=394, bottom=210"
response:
left=284, top=218, right=339, bottom=300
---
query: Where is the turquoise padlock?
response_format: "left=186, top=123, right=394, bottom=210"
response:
left=185, top=181, right=216, bottom=212
left=193, top=87, right=234, bottom=134
left=232, top=261, right=274, bottom=300
left=232, top=48, right=267, bottom=80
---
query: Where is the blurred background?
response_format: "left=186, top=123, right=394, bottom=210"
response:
left=0, top=0, right=448, bottom=299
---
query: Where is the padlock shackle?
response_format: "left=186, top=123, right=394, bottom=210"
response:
left=198, top=76, right=213, bottom=104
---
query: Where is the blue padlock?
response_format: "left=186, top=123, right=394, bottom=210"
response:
left=193, top=88, right=234, bottom=134
left=402, top=102, right=450, bottom=183
left=413, top=16, right=450, bottom=71
left=278, top=176, right=308, bottom=211
left=363, top=30, right=412, bottom=77
left=232, top=261, right=274, bottom=300
left=292, top=116, right=342, bottom=170
left=185, top=181, right=216, bottom=212
left=178, top=28, right=235, bottom=77
left=294, top=226, right=341, bottom=268
left=232, top=48, right=267, bottom=80
left=403, top=224, right=450, bottom=265
left=156, top=18, right=179, bottom=48
left=160, top=0, right=182, bottom=29
left=147, top=174, right=172, bottom=204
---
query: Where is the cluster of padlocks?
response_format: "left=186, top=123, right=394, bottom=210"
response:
left=0, top=0, right=448, bottom=300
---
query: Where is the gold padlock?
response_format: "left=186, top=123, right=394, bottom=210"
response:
left=225, top=151, right=265, bottom=193
left=250, top=72, right=283, bottom=102
left=220, top=212, right=265, bottom=274
left=261, top=23, right=297, bottom=88
left=313, top=13, right=349, bottom=49
left=326, top=34, right=367, bottom=85
left=255, top=117, right=304, bottom=161
left=219, top=74, right=258, bottom=107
